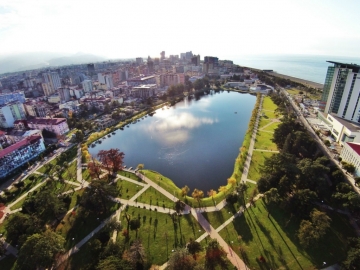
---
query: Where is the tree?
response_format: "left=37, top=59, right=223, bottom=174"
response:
left=174, top=200, right=186, bottom=214
left=130, top=219, right=141, bottom=238
left=187, top=239, right=203, bottom=260
left=81, top=180, right=117, bottom=214
left=263, top=188, right=280, bottom=204
left=354, top=177, right=360, bottom=186
left=17, top=230, right=65, bottom=270
left=137, top=164, right=144, bottom=171
left=5, top=212, right=44, bottom=247
left=88, top=158, right=102, bottom=179
left=181, top=185, right=190, bottom=198
left=97, top=256, right=132, bottom=270
left=297, top=209, right=331, bottom=248
left=191, top=189, right=204, bottom=207
left=168, top=248, right=197, bottom=270
left=284, top=189, right=317, bottom=218
left=227, top=177, right=236, bottom=188
left=97, top=148, right=125, bottom=176
left=123, top=212, right=132, bottom=236
left=343, top=162, right=356, bottom=174
left=342, top=237, right=360, bottom=269
left=128, top=239, right=146, bottom=269
left=207, top=189, right=217, bottom=205
left=75, top=130, right=84, bottom=143
left=205, top=239, right=228, bottom=270
left=218, top=185, right=228, bottom=195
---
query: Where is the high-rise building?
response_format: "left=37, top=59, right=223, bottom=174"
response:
left=58, top=87, right=71, bottom=103
left=43, top=72, right=61, bottom=94
left=82, top=80, right=93, bottom=92
left=98, top=73, right=114, bottom=89
left=147, top=61, right=154, bottom=73
left=321, top=61, right=360, bottom=122
left=136, top=57, right=143, bottom=65
left=185, top=51, right=193, bottom=60
left=191, top=55, right=201, bottom=66
left=160, top=51, right=165, bottom=60
left=87, top=63, right=96, bottom=76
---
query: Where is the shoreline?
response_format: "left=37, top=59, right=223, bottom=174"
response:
left=246, top=66, right=324, bottom=89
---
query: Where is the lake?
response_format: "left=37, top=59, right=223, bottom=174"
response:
left=89, top=91, right=256, bottom=191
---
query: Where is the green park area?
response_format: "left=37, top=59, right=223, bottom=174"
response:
left=136, top=186, right=176, bottom=209
left=116, top=179, right=144, bottom=199
left=286, top=87, right=321, bottom=100
left=217, top=200, right=356, bottom=269
left=254, top=131, right=278, bottom=151
left=247, top=151, right=276, bottom=181
left=117, top=206, right=204, bottom=265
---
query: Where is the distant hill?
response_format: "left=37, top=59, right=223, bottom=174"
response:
left=0, top=52, right=107, bottom=74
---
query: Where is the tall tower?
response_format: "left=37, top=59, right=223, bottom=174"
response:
left=322, top=61, right=360, bottom=122
left=160, top=51, right=165, bottom=60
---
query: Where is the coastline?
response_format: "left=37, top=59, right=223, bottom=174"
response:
left=247, top=66, right=324, bottom=89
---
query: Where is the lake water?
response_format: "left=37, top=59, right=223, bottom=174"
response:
left=89, top=91, right=256, bottom=191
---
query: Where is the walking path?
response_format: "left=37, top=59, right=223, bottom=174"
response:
left=241, top=95, right=263, bottom=183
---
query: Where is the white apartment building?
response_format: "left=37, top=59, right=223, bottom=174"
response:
left=321, top=61, right=360, bottom=123
left=98, top=73, right=114, bottom=89
left=43, top=72, right=61, bottom=93
left=0, top=102, right=26, bottom=128
left=340, top=142, right=360, bottom=176
left=82, top=80, right=93, bottom=92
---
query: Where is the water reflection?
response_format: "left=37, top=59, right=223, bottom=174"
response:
left=144, top=112, right=218, bottom=145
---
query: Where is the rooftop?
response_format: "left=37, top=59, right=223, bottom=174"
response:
left=329, top=113, right=360, bottom=132
left=327, top=61, right=360, bottom=72
left=346, top=142, right=360, bottom=156
left=0, top=135, right=42, bottom=159
left=27, top=118, right=67, bottom=125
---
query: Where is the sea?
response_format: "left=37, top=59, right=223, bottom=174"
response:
left=230, top=54, right=360, bottom=84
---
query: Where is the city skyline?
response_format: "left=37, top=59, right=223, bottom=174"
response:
left=1, top=0, right=360, bottom=61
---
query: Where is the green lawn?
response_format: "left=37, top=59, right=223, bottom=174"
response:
left=0, top=255, right=16, bottom=270
left=143, top=170, right=231, bottom=208
left=37, top=146, right=78, bottom=174
left=254, top=131, right=278, bottom=151
left=46, top=180, right=78, bottom=195
left=258, top=118, right=272, bottom=129
left=68, top=189, right=85, bottom=210
left=61, top=161, right=78, bottom=182
left=203, top=204, right=242, bottom=229
left=261, top=121, right=280, bottom=132
left=82, top=169, right=92, bottom=182
left=117, top=206, right=204, bottom=265
left=116, top=179, right=144, bottom=200
left=136, top=186, right=176, bottom=209
left=117, top=170, right=144, bottom=183
left=56, top=201, right=119, bottom=250
left=218, top=200, right=355, bottom=270
left=9, top=196, right=27, bottom=210
left=286, top=88, right=321, bottom=100
left=247, top=151, right=276, bottom=181
left=4, top=174, right=44, bottom=206
left=262, top=96, right=278, bottom=111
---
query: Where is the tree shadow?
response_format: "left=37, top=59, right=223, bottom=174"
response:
left=232, top=215, right=253, bottom=243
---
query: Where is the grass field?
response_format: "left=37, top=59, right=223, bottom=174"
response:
left=56, top=201, right=119, bottom=250
left=254, top=131, right=278, bottom=151
left=116, top=179, right=144, bottom=199
left=135, top=186, right=176, bottom=209
left=117, top=206, right=204, bottom=265
left=118, top=170, right=144, bottom=182
left=261, top=121, right=280, bottom=132
left=247, top=151, right=276, bottom=181
left=262, top=96, right=278, bottom=111
left=258, top=118, right=272, bottom=129
left=218, top=200, right=356, bottom=270
left=286, top=88, right=321, bottom=100
left=4, top=174, right=44, bottom=206
left=60, top=161, right=77, bottom=182
left=81, top=169, right=92, bottom=182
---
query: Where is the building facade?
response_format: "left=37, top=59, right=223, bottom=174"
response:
left=340, top=142, right=360, bottom=176
left=0, top=102, right=26, bottom=128
left=0, top=92, right=25, bottom=105
left=27, top=118, right=69, bottom=136
left=82, top=80, right=93, bottom=92
left=321, top=61, right=360, bottom=123
left=0, top=135, right=45, bottom=178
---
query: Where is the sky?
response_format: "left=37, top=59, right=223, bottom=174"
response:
left=1, top=0, right=360, bottom=60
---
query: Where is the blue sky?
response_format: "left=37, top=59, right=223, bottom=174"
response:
left=1, top=0, right=360, bottom=59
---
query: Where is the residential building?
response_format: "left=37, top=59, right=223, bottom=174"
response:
left=80, top=96, right=111, bottom=111
left=136, top=57, right=143, bottom=65
left=321, top=61, right=360, bottom=122
left=58, top=87, right=71, bottom=103
left=27, top=118, right=69, bottom=136
left=0, top=102, right=26, bottom=128
left=340, top=142, right=360, bottom=176
left=23, top=101, right=52, bottom=117
left=41, top=82, right=52, bottom=97
left=87, top=63, right=96, bottom=76
left=191, top=55, right=201, bottom=66
left=160, top=51, right=165, bottom=60
left=127, top=76, right=156, bottom=87
left=98, top=73, right=114, bottom=89
left=0, top=135, right=45, bottom=178
left=82, top=80, right=93, bottom=92
left=131, top=84, right=156, bottom=98
left=43, top=72, right=61, bottom=92
left=48, top=94, right=61, bottom=104
left=0, top=92, right=25, bottom=105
